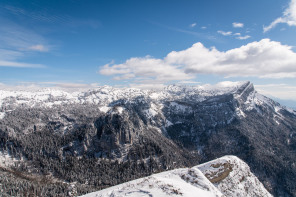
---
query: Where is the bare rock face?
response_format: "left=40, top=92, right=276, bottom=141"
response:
left=0, top=81, right=295, bottom=196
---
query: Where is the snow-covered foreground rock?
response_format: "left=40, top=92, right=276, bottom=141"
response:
left=80, top=156, right=272, bottom=197
left=197, top=156, right=272, bottom=197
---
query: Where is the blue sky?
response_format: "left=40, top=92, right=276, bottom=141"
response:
left=0, top=0, right=296, bottom=103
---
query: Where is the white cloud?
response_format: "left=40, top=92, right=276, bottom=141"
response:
left=177, top=39, right=296, bottom=78
left=236, top=35, right=251, bottom=40
left=201, top=26, right=207, bottom=30
left=0, top=23, right=49, bottom=51
left=40, top=82, right=100, bottom=89
left=0, top=49, right=23, bottom=60
left=178, top=81, right=201, bottom=84
left=0, top=49, right=46, bottom=68
left=99, top=56, right=194, bottom=83
left=264, top=0, right=296, bottom=32
left=0, top=21, right=49, bottom=68
left=217, top=31, right=250, bottom=40
left=99, top=39, right=296, bottom=86
left=149, top=21, right=215, bottom=41
left=28, top=44, right=49, bottom=52
left=0, top=82, right=101, bottom=92
left=217, top=30, right=232, bottom=36
left=0, top=60, right=45, bottom=68
left=232, top=22, right=244, bottom=28
left=0, top=47, right=46, bottom=67
left=3, top=5, right=101, bottom=29
left=190, top=23, right=197, bottom=27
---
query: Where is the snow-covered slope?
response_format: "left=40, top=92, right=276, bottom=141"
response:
left=80, top=156, right=271, bottom=197
left=81, top=168, right=223, bottom=197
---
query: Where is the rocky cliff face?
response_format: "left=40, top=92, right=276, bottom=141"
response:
left=0, top=81, right=295, bottom=196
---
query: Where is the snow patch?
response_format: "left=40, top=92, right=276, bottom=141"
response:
left=149, top=92, right=161, bottom=99
left=99, top=106, right=110, bottom=113
left=170, top=102, right=191, bottom=113
left=165, top=120, right=173, bottom=127
left=235, top=108, right=246, bottom=118
left=144, top=103, right=162, bottom=118
left=116, top=106, right=124, bottom=114
left=144, top=108, right=158, bottom=118
left=0, top=112, right=5, bottom=120
left=0, top=151, right=20, bottom=168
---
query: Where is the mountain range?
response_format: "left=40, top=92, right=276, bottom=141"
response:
left=0, top=81, right=295, bottom=196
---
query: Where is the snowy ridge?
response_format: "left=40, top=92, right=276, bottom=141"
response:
left=0, top=81, right=249, bottom=109
left=80, top=156, right=272, bottom=197
left=81, top=169, right=223, bottom=197
left=1, top=81, right=293, bottom=127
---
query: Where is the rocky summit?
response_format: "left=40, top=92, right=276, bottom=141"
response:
left=0, top=81, right=295, bottom=196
